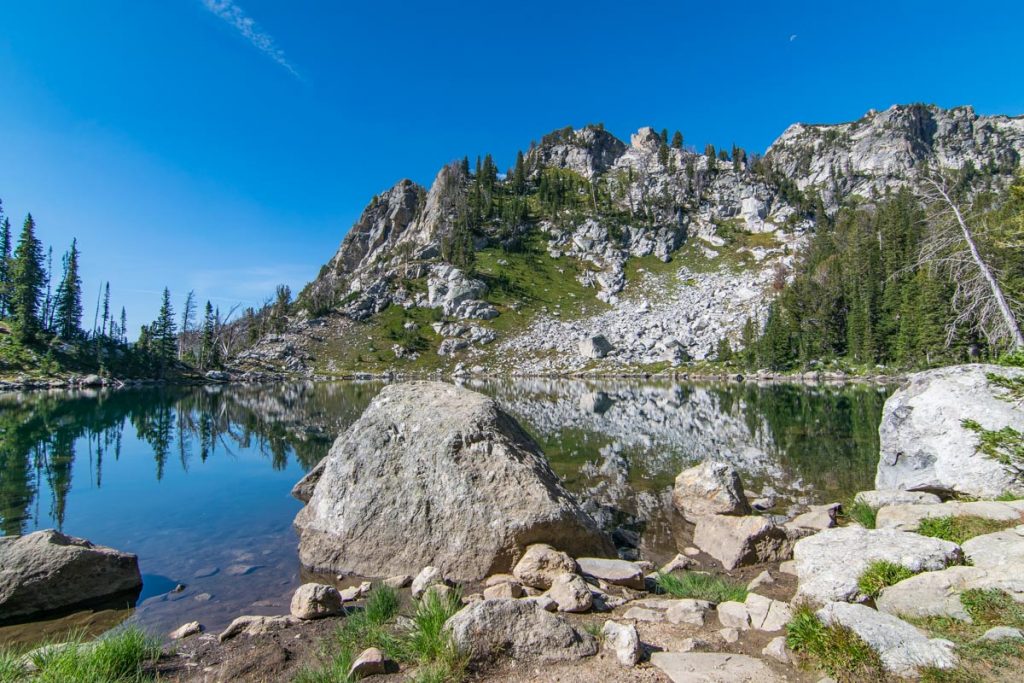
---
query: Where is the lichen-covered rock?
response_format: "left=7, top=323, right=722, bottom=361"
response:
left=961, top=523, right=1024, bottom=569
left=672, top=461, right=751, bottom=522
left=793, top=527, right=963, bottom=604
left=875, top=365, right=1024, bottom=498
left=294, top=382, right=612, bottom=581
left=0, top=529, right=142, bottom=620
left=876, top=565, right=1024, bottom=621
left=446, top=598, right=598, bottom=663
left=874, top=500, right=1023, bottom=531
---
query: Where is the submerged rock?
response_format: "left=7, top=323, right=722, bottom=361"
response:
left=672, top=461, right=751, bottom=522
left=294, top=382, right=611, bottom=581
left=875, top=365, right=1024, bottom=498
left=446, top=598, right=598, bottom=663
left=0, top=529, right=142, bottom=620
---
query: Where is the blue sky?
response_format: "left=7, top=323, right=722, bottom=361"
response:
left=1, top=1, right=1021, bottom=333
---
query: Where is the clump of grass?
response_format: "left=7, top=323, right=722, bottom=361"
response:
left=7, top=626, right=161, bottom=683
left=398, top=588, right=466, bottom=681
left=915, top=515, right=1016, bottom=545
left=655, top=571, right=747, bottom=603
left=994, top=491, right=1023, bottom=502
left=786, top=605, right=888, bottom=682
left=292, top=649, right=355, bottom=683
left=857, top=560, right=918, bottom=599
left=848, top=500, right=878, bottom=529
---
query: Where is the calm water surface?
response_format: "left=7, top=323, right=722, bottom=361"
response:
left=0, top=379, right=888, bottom=645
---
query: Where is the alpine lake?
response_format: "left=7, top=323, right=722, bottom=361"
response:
left=0, top=379, right=889, bottom=647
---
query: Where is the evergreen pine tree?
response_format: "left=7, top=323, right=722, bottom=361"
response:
left=660, top=128, right=668, bottom=145
left=512, top=150, right=526, bottom=195
left=153, top=288, right=176, bottom=376
left=671, top=131, right=683, bottom=149
left=53, top=239, right=83, bottom=340
left=10, top=214, right=46, bottom=342
left=0, top=214, right=11, bottom=318
left=119, top=307, right=127, bottom=344
left=200, top=300, right=216, bottom=369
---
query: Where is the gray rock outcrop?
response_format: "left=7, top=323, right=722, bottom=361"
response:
left=294, top=382, right=611, bottom=581
left=816, top=601, right=958, bottom=676
left=792, top=526, right=964, bottom=604
left=0, top=529, right=142, bottom=620
left=875, top=365, right=1024, bottom=498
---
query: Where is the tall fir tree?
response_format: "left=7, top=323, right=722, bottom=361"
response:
left=153, top=288, right=176, bottom=376
left=0, top=214, right=11, bottom=318
left=53, top=239, right=83, bottom=340
left=671, top=131, right=683, bottom=149
left=10, top=214, right=46, bottom=342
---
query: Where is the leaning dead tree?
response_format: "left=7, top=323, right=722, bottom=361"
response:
left=917, top=172, right=1024, bottom=351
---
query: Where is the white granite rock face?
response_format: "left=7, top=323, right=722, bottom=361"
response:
left=875, top=365, right=1024, bottom=498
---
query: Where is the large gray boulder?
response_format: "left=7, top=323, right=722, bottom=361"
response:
left=876, top=564, right=1024, bottom=621
left=693, top=515, right=802, bottom=570
left=446, top=598, right=598, bottom=663
left=793, top=526, right=963, bottom=604
left=876, top=365, right=1024, bottom=498
left=294, top=382, right=611, bottom=581
left=0, top=530, right=142, bottom=620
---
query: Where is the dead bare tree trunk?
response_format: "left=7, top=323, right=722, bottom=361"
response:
left=920, top=174, right=1024, bottom=351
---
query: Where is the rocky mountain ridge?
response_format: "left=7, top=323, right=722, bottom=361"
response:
left=237, top=104, right=1024, bottom=377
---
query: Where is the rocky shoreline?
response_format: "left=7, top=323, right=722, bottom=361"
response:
left=2, top=365, right=1021, bottom=682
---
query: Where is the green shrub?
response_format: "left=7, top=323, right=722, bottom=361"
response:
left=655, top=572, right=747, bottom=603
left=857, top=560, right=917, bottom=598
left=915, top=515, right=1016, bottom=545
left=786, top=605, right=887, bottom=682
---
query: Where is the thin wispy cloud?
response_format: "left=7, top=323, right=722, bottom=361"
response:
left=201, top=0, right=300, bottom=78
left=789, top=34, right=798, bottom=42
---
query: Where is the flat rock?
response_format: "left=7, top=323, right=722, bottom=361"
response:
left=576, top=557, right=645, bottom=590
left=744, top=593, right=793, bottom=632
left=659, top=553, right=693, bottom=574
left=693, top=514, right=802, bottom=570
left=875, top=364, right=1024, bottom=498
left=602, top=620, right=640, bottom=666
left=193, top=566, right=219, bottom=579
left=483, top=582, right=524, bottom=600
left=875, top=501, right=1022, bottom=531
left=672, top=461, right=751, bottom=522
left=855, top=490, right=942, bottom=509
left=716, top=601, right=750, bottom=629
left=0, top=529, right=142, bottom=620
left=218, top=615, right=299, bottom=642
left=961, top=525, right=1024, bottom=569
left=877, top=565, right=1024, bottom=621
left=295, top=382, right=611, bottom=581
left=980, top=626, right=1024, bottom=641
left=446, top=598, right=598, bottom=663
left=650, top=652, right=784, bottom=683
left=817, top=602, right=958, bottom=676
left=512, top=544, right=578, bottom=590
left=383, top=574, right=411, bottom=589
left=793, top=526, right=963, bottom=603
left=787, top=503, right=840, bottom=531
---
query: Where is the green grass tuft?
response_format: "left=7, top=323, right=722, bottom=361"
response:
left=915, top=516, right=1017, bottom=545
left=785, top=604, right=888, bottom=682
left=848, top=500, right=878, bottom=529
left=5, top=626, right=162, bottom=683
left=655, top=571, right=747, bottom=603
left=857, top=560, right=918, bottom=599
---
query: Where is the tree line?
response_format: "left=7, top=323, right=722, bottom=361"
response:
left=722, top=172, right=1024, bottom=370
